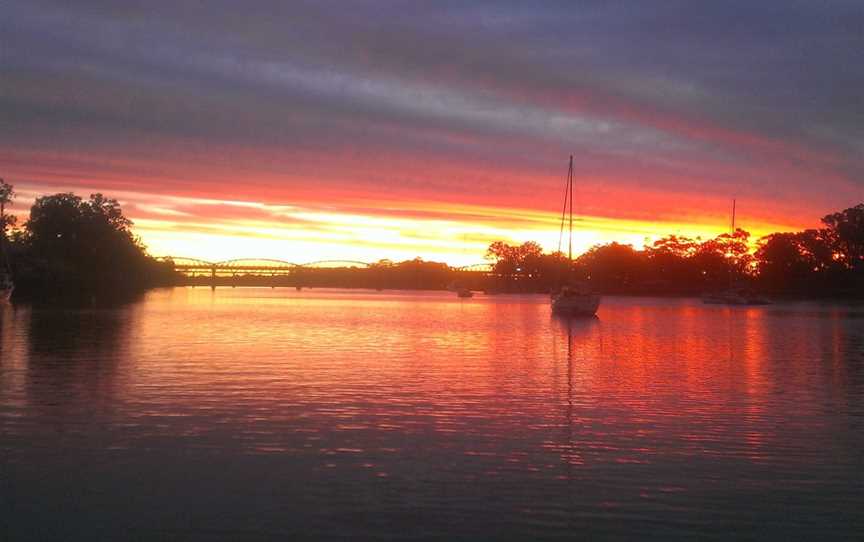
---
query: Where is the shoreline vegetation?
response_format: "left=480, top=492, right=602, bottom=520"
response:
left=1, top=180, right=863, bottom=302
left=1, top=181, right=173, bottom=303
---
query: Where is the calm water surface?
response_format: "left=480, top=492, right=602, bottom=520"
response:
left=2, top=289, right=863, bottom=540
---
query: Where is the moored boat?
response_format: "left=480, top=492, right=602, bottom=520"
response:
left=552, top=285, right=600, bottom=316
left=0, top=179, right=13, bottom=303
left=457, top=288, right=473, bottom=298
left=0, top=273, right=12, bottom=303
left=551, top=156, right=600, bottom=317
left=702, top=289, right=770, bottom=306
left=700, top=199, right=771, bottom=306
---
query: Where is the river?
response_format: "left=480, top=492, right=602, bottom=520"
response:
left=2, top=288, right=862, bottom=540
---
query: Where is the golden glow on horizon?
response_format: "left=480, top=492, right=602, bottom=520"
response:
left=133, top=200, right=793, bottom=265
left=6, top=185, right=813, bottom=266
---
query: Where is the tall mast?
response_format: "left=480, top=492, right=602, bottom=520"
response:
left=731, top=198, right=736, bottom=234
left=0, top=198, right=7, bottom=272
left=557, top=159, right=569, bottom=255
left=0, top=179, right=11, bottom=274
left=568, top=155, right=573, bottom=262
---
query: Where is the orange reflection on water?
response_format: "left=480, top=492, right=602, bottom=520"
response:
left=1, top=290, right=860, bottom=475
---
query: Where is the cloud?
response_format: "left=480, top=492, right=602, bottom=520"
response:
left=2, top=0, right=863, bottom=262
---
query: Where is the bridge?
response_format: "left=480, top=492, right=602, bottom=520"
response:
left=162, top=258, right=369, bottom=276
left=157, top=257, right=494, bottom=288
left=160, top=257, right=493, bottom=273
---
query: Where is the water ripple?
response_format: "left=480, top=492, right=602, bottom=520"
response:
left=2, top=290, right=863, bottom=540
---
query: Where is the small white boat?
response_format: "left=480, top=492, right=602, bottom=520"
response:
left=551, top=156, right=601, bottom=317
left=1, top=180, right=12, bottom=302
left=700, top=200, right=771, bottom=306
left=552, top=285, right=600, bottom=316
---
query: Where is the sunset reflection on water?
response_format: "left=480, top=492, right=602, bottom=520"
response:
left=2, top=290, right=862, bottom=540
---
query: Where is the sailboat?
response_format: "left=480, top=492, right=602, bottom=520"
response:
left=448, top=281, right=473, bottom=298
left=0, top=274, right=11, bottom=303
left=0, top=195, right=13, bottom=303
left=702, top=199, right=770, bottom=306
left=551, top=156, right=600, bottom=316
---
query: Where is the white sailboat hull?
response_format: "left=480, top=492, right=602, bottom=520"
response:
left=552, top=293, right=600, bottom=316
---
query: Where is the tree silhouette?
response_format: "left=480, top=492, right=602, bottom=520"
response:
left=3, top=181, right=863, bottom=299
left=485, top=240, right=568, bottom=291
left=756, top=230, right=830, bottom=292
left=577, top=242, right=644, bottom=293
left=0, top=178, right=14, bottom=236
left=10, top=192, right=172, bottom=296
left=822, top=204, right=864, bottom=270
left=483, top=203, right=863, bottom=297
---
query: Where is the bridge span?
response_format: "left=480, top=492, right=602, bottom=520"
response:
left=157, top=257, right=493, bottom=288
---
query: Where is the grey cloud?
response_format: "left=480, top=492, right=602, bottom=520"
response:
left=2, top=0, right=863, bottom=209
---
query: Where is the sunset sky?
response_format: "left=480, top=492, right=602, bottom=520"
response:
left=3, top=1, right=863, bottom=265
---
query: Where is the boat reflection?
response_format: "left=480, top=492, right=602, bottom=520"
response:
left=552, top=312, right=602, bottom=364
left=550, top=313, right=603, bottom=472
left=2, top=291, right=863, bottom=541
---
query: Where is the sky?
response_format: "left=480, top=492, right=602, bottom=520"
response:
left=2, top=1, right=863, bottom=265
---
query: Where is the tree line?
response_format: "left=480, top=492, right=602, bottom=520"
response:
left=484, top=203, right=864, bottom=297
left=0, top=179, right=173, bottom=300
left=2, top=177, right=862, bottom=299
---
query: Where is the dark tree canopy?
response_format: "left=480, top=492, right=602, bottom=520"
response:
left=8, top=191, right=173, bottom=297
left=26, top=193, right=141, bottom=267
left=577, top=242, right=644, bottom=293
left=483, top=203, right=864, bottom=297
left=755, top=230, right=837, bottom=292
left=0, top=178, right=14, bottom=234
left=821, top=204, right=864, bottom=269
left=484, top=240, right=568, bottom=292
left=2, top=177, right=863, bottom=299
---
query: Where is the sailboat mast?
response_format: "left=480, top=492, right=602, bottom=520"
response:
left=731, top=198, right=736, bottom=234
left=557, top=159, right=570, bottom=255
left=0, top=199, right=7, bottom=273
left=568, top=155, right=573, bottom=262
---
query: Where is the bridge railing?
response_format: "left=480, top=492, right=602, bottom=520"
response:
left=157, top=256, right=494, bottom=289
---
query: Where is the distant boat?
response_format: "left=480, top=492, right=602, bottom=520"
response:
left=702, top=199, right=771, bottom=306
left=553, top=283, right=600, bottom=315
left=702, top=288, right=771, bottom=306
left=551, top=156, right=600, bottom=317
left=0, top=273, right=11, bottom=303
left=448, top=280, right=473, bottom=298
